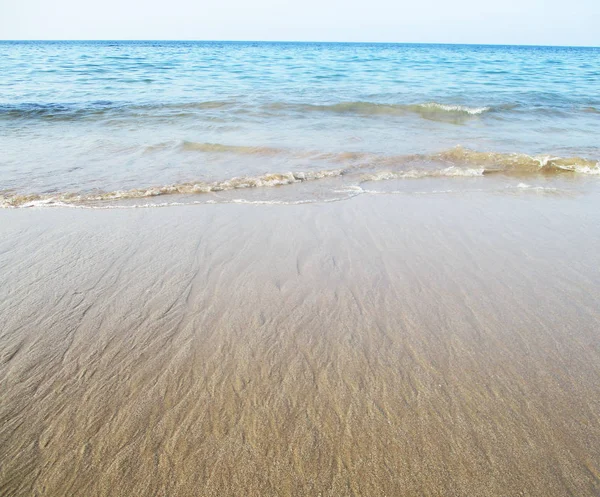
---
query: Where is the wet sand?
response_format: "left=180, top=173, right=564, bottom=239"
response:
left=1, top=191, right=600, bottom=496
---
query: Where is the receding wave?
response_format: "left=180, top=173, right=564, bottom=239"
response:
left=141, top=140, right=290, bottom=155
left=2, top=146, right=598, bottom=208
left=180, top=141, right=283, bottom=155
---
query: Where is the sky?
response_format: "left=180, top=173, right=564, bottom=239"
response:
left=0, top=0, right=598, bottom=46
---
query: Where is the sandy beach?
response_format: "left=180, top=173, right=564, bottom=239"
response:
left=1, top=190, right=599, bottom=496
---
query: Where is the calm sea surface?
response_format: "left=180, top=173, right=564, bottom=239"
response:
left=1, top=41, right=599, bottom=207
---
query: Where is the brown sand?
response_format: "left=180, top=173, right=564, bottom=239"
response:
left=1, top=191, right=599, bottom=496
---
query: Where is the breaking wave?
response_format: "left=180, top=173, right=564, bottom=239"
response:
left=433, top=147, right=600, bottom=174
left=0, top=100, right=496, bottom=122
left=1, top=146, right=598, bottom=208
left=267, top=101, right=493, bottom=119
left=4, top=99, right=599, bottom=126
left=410, top=102, right=491, bottom=115
left=0, top=169, right=344, bottom=208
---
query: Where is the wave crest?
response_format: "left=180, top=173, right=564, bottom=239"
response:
left=274, top=101, right=493, bottom=119
left=435, top=146, right=600, bottom=174
left=0, top=100, right=496, bottom=122
left=2, top=146, right=598, bottom=208
left=412, top=102, right=490, bottom=115
left=0, top=169, right=344, bottom=208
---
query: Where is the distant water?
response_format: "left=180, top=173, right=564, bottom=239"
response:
left=1, top=41, right=599, bottom=208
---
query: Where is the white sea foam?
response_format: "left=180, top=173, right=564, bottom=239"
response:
left=418, top=102, right=491, bottom=115
left=439, top=166, right=485, bottom=177
left=556, top=163, right=600, bottom=175
left=515, top=183, right=558, bottom=191
left=2, top=146, right=597, bottom=210
left=360, top=166, right=485, bottom=182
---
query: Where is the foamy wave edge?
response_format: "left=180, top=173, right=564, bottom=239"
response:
left=416, top=102, right=490, bottom=115
left=0, top=169, right=344, bottom=208
left=2, top=146, right=598, bottom=208
left=282, top=101, right=493, bottom=117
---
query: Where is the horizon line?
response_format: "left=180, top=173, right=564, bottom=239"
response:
left=1, top=39, right=599, bottom=49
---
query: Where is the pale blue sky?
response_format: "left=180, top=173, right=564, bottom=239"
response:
left=1, top=0, right=598, bottom=46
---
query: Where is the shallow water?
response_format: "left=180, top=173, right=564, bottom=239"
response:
left=1, top=41, right=599, bottom=207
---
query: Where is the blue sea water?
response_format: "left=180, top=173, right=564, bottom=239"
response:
left=0, top=41, right=599, bottom=207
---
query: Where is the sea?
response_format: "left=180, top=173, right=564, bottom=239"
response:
left=1, top=41, right=599, bottom=208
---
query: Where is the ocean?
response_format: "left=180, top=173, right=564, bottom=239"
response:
left=1, top=41, right=599, bottom=207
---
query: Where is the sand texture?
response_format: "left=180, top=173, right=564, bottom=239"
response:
left=1, top=192, right=600, bottom=496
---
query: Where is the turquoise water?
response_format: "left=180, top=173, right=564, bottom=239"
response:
left=1, top=41, right=599, bottom=207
